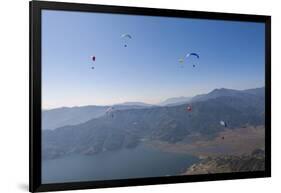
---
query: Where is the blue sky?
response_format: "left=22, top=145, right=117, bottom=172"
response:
left=42, top=10, right=265, bottom=109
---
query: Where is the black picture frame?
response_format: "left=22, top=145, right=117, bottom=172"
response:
left=29, top=1, right=271, bottom=192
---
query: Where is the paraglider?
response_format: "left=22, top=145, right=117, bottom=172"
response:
left=220, top=120, right=227, bottom=127
left=106, top=107, right=115, bottom=118
left=178, top=52, right=200, bottom=68
left=121, top=33, right=132, bottom=47
left=185, top=52, right=199, bottom=67
left=178, top=58, right=184, bottom=64
left=106, top=107, right=114, bottom=113
left=178, top=58, right=184, bottom=68
left=121, top=33, right=132, bottom=39
left=186, top=105, right=192, bottom=118
left=186, top=105, right=192, bottom=112
left=186, top=53, right=199, bottom=59
left=91, top=55, right=96, bottom=69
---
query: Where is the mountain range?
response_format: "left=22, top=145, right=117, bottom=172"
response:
left=42, top=87, right=265, bottom=159
left=43, top=87, right=264, bottom=130
left=158, top=96, right=192, bottom=106
left=43, top=103, right=153, bottom=130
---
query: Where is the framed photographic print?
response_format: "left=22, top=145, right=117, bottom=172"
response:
left=30, top=1, right=271, bottom=192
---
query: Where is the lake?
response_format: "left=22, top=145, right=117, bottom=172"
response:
left=42, top=144, right=199, bottom=184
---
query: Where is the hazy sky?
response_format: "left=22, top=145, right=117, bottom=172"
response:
left=42, top=10, right=265, bottom=109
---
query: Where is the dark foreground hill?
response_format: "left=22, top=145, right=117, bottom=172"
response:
left=184, top=149, right=265, bottom=174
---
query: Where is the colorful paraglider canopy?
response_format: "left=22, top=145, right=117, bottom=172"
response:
left=106, top=107, right=115, bottom=118
left=183, top=52, right=199, bottom=67
left=121, top=33, right=132, bottom=39
left=106, top=107, right=114, bottom=113
left=178, top=58, right=184, bottom=64
left=186, top=53, right=199, bottom=59
left=106, top=107, right=116, bottom=114
left=121, top=33, right=132, bottom=47
left=220, top=120, right=227, bottom=127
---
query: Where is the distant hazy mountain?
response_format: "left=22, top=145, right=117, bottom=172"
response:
left=191, top=87, right=264, bottom=103
left=158, top=87, right=264, bottom=106
left=243, top=87, right=265, bottom=97
left=42, top=87, right=265, bottom=159
left=42, top=106, right=109, bottom=130
left=158, top=96, right=192, bottom=106
left=43, top=104, right=153, bottom=130
left=116, top=102, right=153, bottom=107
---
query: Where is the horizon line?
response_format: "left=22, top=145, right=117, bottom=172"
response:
left=42, top=86, right=265, bottom=111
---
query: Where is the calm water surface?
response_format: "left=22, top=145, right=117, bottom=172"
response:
left=42, top=144, right=198, bottom=183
